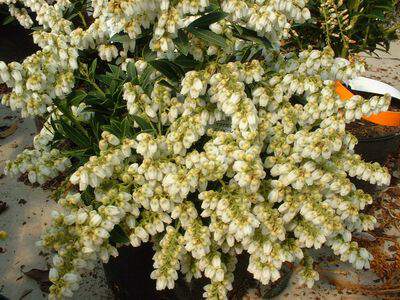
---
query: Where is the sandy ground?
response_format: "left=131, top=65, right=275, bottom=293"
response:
left=362, top=42, right=400, bottom=91
left=0, top=41, right=399, bottom=300
left=0, top=108, right=113, bottom=299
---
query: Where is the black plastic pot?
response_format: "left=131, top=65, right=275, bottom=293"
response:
left=103, top=244, right=177, bottom=300
left=0, top=17, right=38, bottom=63
left=355, top=134, right=400, bottom=165
left=345, top=87, right=400, bottom=191
left=229, top=258, right=293, bottom=299
left=103, top=244, right=292, bottom=300
left=351, top=134, right=400, bottom=193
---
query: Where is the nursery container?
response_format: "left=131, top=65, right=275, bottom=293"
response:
left=337, top=81, right=400, bottom=192
left=0, top=21, right=38, bottom=63
left=345, top=88, right=400, bottom=165
left=355, top=133, right=400, bottom=165
left=103, top=244, right=293, bottom=300
left=352, top=134, right=400, bottom=194
left=336, top=81, right=400, bottom=164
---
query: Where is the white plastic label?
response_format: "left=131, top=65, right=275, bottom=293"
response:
left=348, top=77, right=400, bottom=100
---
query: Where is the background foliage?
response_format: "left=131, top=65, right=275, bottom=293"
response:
left=288, top=0, right=399, bottom=57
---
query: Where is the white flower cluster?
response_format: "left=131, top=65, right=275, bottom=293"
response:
left=98, top=44, right=118, bottom=62
left=71, top=102, right=93, bottom=122
left=123, top=81, right=183, bottom=126
left=298, top=255, right=319, bottom=288
left=35, top=49, right=391, bottom=299
left=8, top=4, right=33, bottom=28
left=4, top=102, right=95, bottom=185
left=222, top=0, right=310, bottom=45
left=38, top=189, right=128, bottom=298
left=151, top=226, right=184, bottom=290
left=0, top=0, right=79, bottom=116
left=1, top=0, right=312, bottom=118
left=4, top=109, right=71, bottom=184
left=70, top=131, right=136, bottom=190
left=4, top=148, right=70, bottom=184
left=344, top=94, right=391, bottom=123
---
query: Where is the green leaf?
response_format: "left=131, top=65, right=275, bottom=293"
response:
left=126, top=61, right=137, bottom=80
left=59, top=119, right=91, bottom=149
left=61, top=148, right=90, bottom=162
left=96, top=74, right=113, bottom=86
left=108, top=64, right=121, bottom=78
left=107, top=78, right=119, bottom=95
left=89, top=59, right=97, bottom=77
left=81, top=188, right=95, bottom=206
left=66, top=12, right=79, bottom=21
left=30, top=26, right=44, bottom=31
left=240, top=47, right=252, bottom=62
left=140, top=66, right=153, bottom=84
left=232, top=24, right=272, bottom=48
left=175, top=30, right=189, bottom=56
left=158, top=79, right=177, bottom=91
left=132, top=115, right=154, bottom=132
left=187, top=27, right=227, bottom=48
left=148, top=59, right=183, bottom=82
left=188, top=11, right=227, bottom=29
left=110, top=225, right=129, bottom=244
left=142, top=44, right=157, bottom=61
left=139, top=65, right=154, bottom=92
left=111, top=119, right=123, bottom=136
left=121, top=116, right=135, bottom=138
left=89, top=117, right=101, bottom=142
left=69, top=90, right=87, bottom=106
left=174, top=55, right=201, bottom=70
left=109, top=34, right=129, bottom=44
left=207, top=0, right=221, bottom=12
left=2, top=15, right=15, bottom=25
left=53, top=98, right=76, bottom=121
left=101, top=118, right=124, bottom=137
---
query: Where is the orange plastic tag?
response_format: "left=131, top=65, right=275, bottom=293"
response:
left=335, top=81, right=400, bottom=127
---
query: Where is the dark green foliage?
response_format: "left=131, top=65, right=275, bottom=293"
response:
left=49, top=63, right=140, bottom=165
left=289, top=0, right=399, bottom=57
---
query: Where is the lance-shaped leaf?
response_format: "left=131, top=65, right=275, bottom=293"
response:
left=188, top=11, right=227, bottom=29
left=187, top=27, right=227, bottom=48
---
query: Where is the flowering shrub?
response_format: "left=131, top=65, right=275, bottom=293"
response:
left=289, top=0, right=399, bottom=57
left=0, top=0, right=393, bottom=299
